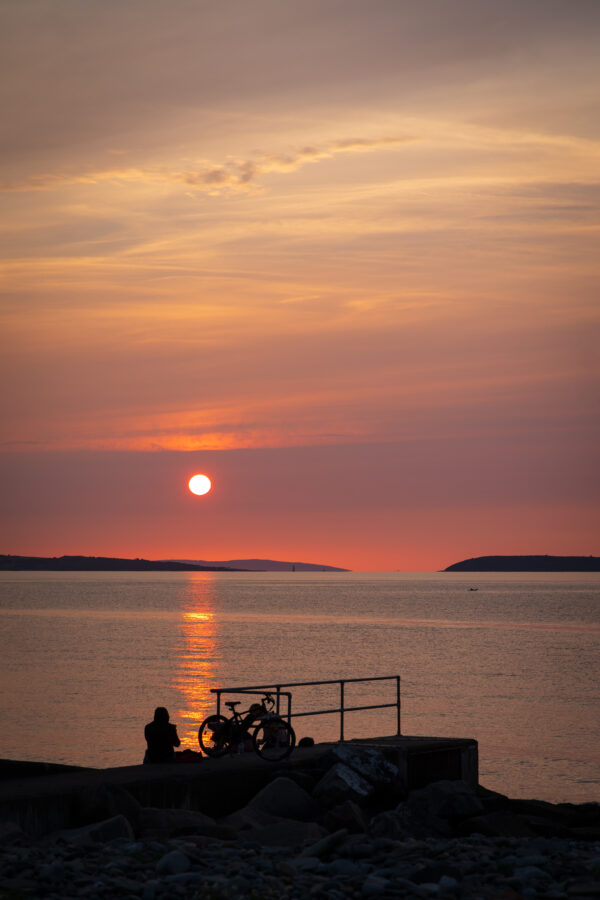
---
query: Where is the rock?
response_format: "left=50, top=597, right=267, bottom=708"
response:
left=74, top=783, right=142, bottom=830
left=219, top=806, right=282, bottom=831
left=523, top=814, right=572, bottom=838
left=185, top=824, right=240, bottom=841
left=331, top=745, right=399, bottom=786
left=407, top=780, right=484, bottom=821
left=294, top=856, right=323, bottom=871
left=245, top=819, right=326, bottom=847
left=155, top=849, right=191, bottom=875
left=39, top=861, right=66, bottom=882
left=299, top=827, right=349, bottom=859
left=370, top=803, right=452, bottom=840
left=439, top=874, right=459, bottom=891
left=369, top=809, right=409, bottom=839
left=50, top=813, right=135, bottom=843
left=361, top=874, right=389, bottom=895
left=513, top=865, right=551, bottom=882
left=142, top=879, right=159, bottom=900
left=0, top=875, right=39, bottom=892
left=0, top=821, right=26, bottom=844
left=110, top=874, right=146, bottom=892
left=565, top=883, right=600, bottom=897
left=458, top=810, right=536, bottom=837
left=476, top=783, right=511, bottom=810
left=138, top=807, right=216, bottom=837
left=285, top=770, right=319, bottom=794
left=248, top=776, right=320, bottom=821
left=313, top=763, right=372, bottom=807
left=327, top=857, right=363, bottom=877
left=569, top=826, right=600, bottom=840
left=323, top=799, right=367, bottom=834
left=410, top=862, right=461, bottom=884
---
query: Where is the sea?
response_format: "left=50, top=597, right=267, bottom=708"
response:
left=0, top=571, right=598, bottom=804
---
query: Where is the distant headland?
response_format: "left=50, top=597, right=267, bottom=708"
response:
left=444, top=555, right=600, bottom=572
left=0, top=555, right=349, bottom=573
left=0, top=555, right=238, bottom=572
left=172, top=558, right=350, bottom=572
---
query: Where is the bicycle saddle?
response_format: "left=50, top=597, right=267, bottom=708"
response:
left=225, top=700, right=241, bottom=709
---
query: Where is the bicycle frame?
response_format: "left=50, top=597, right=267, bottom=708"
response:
left=199, top=692, right=296, bottom=761
left=222, top=696, right=274, bottom=742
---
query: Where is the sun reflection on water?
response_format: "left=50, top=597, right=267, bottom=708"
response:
left=172, top=574, right=221, bottom=749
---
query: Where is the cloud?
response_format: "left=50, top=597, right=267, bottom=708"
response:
left=0, top=135, right=415, bottom=194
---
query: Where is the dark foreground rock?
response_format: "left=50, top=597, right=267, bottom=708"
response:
left=1, top=745, right=599, bottom=897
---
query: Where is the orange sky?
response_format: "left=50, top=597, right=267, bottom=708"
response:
left=1, top=0, right=598, bottom=569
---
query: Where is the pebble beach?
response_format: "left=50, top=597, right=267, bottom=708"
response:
left=2, top=827, right=600, bottom=899
left=1, top=743, right=599, bottom=899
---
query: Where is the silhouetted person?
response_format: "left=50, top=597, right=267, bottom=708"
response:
left=144, top=706, right=180, bottom=764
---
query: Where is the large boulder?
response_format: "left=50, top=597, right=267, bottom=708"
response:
left=49, top=814, right=134, bottom=844
left=73, top=784, right=142, bottom=831
left=330, top=745, right=399, bottom=787
left=313, top=763, right=372, bottom=807
left=247, top=776, right=320, bottom=821
left=298, top=827, right=349, bottom=859
left=219, top=806, right=282, bottom=831
left=323, top=799, right=367, bottom=834
left=407, top=779, right=484, bottom=821
left=138, top=807, right=234, bottom=840
left=370, top=779, right=484, bottom=839
left=369, top=805, right=452, bottom=840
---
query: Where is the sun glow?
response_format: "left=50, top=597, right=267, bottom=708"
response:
left=188, top=473, right=212, bottom=495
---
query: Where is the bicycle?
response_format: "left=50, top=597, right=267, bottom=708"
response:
left=198, top=692, right=296, bottom=761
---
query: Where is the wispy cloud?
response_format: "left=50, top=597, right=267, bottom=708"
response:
left=0, top=135, right=415, bottom=194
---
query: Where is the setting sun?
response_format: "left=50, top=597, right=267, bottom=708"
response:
left=188, top=474, right=212, bottom=496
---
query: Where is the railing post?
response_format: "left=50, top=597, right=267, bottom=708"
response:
left=396, top=676, right=401, bottom=735
left=287, top=692, right=292, bottom=726
left=216, top=690, right=221, bottom=717
left=340, top=680, right=345, bottom=742
left=275, top=686, right=281, bottom=715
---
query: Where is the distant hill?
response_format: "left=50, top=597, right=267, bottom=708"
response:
left=174, top=558, right=350, bottom=572
left=0, top=555, right=238, bottom=572
left=444, top=555, right=600, bottom=572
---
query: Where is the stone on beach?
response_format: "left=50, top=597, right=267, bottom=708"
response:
left=138, top=806, right=231, bottom=840
left=49, top=813, right=135, bottom=843
left=330, top=745, right=399, bottom=786
left=244, top=818, right=326, bottom=847
left=155, top=848, right=191, bottom=875
left=313, top=762, right=373, bottom=806
left=75, top=783, right=142, bottom=831
left=323, top=798, right=368, bottom=833
left=247, top=775, right=320, bottom=821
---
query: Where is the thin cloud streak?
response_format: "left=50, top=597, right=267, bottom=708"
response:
left=0, top=135, right=416, bottom=194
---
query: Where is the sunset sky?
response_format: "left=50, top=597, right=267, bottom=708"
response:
left=1, top=0, right=598, bottom=570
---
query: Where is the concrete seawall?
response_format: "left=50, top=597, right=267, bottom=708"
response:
left=0, top=735, right=478, bottom=838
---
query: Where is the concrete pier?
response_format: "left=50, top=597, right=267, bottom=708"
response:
left=0, top=735, right=478, bottom=838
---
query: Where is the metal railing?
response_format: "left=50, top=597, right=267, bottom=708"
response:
left=210, top=675, right=401, bottom=742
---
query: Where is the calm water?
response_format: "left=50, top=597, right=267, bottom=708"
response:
left=0, top=571, right=598, bottom=803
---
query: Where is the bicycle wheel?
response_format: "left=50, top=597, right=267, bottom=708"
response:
left=198, top=714, right=230, bottom=757
left=252, top=716, right=295, bottom=761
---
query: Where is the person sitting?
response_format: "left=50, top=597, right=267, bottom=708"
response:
left=144, top=706, right=180, bottom=763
